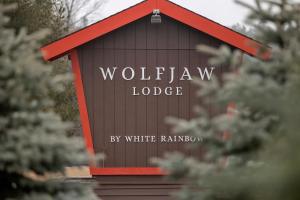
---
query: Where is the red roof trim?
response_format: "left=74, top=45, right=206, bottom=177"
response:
left=42, top=0, right=155, bottom=60
left=42, top=0, right=264, bottom=61
left=160, top=1, right=261, bottom=56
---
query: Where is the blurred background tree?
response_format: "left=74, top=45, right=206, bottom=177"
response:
left=0, top=0, right=105, bottom=135
left=0, top=0, right=105, bottom=41
left=0, top=4, right=99, bottom=200
left=155, top=0, right=300, bottom=200
left=231, top=23, right=256, bottom=39
left=0, top=0, right=65, bottom=42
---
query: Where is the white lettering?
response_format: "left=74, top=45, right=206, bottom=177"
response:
left=132, top=87, right=140, bottom=96
left=176, top=87, right=183, bottom=96
left=153, top=87, right=162, bottom=96
left=110, top=136, right=121, bottom=143
left=141, top=67, right=150, bottom=80
left=156, top=67, right=165, bottom=80
left=99, top=67, right=117, bottom=80
left=142, top=87, right=151, bottom=95
left=180, top=67, right=192, bottom=81
left=131, top=86, right=184, bottom=96
left=122, top=67, right=135, bottom=80
left=197, top=67, right=215, bottom=80
left=169, top=67, right=175, bottom=83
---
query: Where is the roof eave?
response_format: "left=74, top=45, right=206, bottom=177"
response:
left=41, top=0, right=268, bottom=61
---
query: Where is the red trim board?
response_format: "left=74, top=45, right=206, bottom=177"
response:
left=70, top=49, right=164, bottom=175
left=90, top=167, right=165, bottom=176
left=41, top=0, right=266, bottom=61
left=70, top=50, right=95, bottom=155
left=42, top=0, right=154, bottom=60
left=159, top=1, right=261, bottom=57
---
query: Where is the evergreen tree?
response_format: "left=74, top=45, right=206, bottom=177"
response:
left=0, top=0, right=66, bottom=42
left=0, top=5, right=97, bottom=200
left=231, top=23, right=256, bottom=39
left=156, top=0, right=300, bottom=200
left=0, top=0, right=79, bottom=125
left=0, top=0, right=105, bottom=128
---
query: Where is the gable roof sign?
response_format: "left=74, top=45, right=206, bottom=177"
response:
left=41, top=0, right=263, bottom=61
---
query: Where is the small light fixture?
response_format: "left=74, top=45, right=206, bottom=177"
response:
left=151, top=9, right=161, bottom=24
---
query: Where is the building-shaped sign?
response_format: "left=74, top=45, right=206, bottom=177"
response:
left=42, top=0, right=262, bottom=199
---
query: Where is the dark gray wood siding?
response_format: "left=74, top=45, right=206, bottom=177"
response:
left=92, top=176, right=182, bottom=200
left=77, top=14, right=230, bottom=168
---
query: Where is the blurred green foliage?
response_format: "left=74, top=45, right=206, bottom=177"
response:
left=155, top=1, right=300, bottom=200
left=0, top=4, right=97, bottom=199
left=0, top=0, right=66, bottom=43
left=0, top=0, right=80, bottom=126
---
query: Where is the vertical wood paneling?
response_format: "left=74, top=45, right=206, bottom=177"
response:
left=95, top=37, right=104, bottom=49
left=146, top=50, right=158, bottom=166
left=125, top=50, right=136, bottom=167
left=156, top=19, right=168, bottom=157
left=114, top=27, right=126, bottom=49
left=189, top=27, right=203, bottom=119
left=178, top=23, right=189, bottom=50
left=167, top=50, right=179, bottom=152
left=157, top=20, right=167, bottom=50
left=93, top=48, right=105, bottom=167
left=103, top=28, right=116, bottom=166
left=189, top=29, right=208, bottom=158
left=125, top=22, right=136, bottom=49
left=103, top=31, right=115, bottom=49
left=135, top=18, right=148, bottom=166
left=156, top=49, right=168, bottom=157
left=125, top=19, right=137, bottom=167
left=79, top=48, right=95, bottom=153
left=88, top=49, right=95, bottom=144
left=114, top=25, right=126, bottom=167
left=103, top=49, right=115, bottom=167
left=167, top=19, right=179, bottom=49
left=146, top=16, right=158, bottom=166
left=167, top=19, right=179, bottom=152
left=188, top=27, right=204, bottom=158
left=135, top=50, right=147, bottom=166
left=77, top=14, right=232, bottom=168
left=178, top=24, right=190, bottom=155
left=135, top=18, right=147, bottom=49
left=178, top=50, right=190, bottom=155
left=147, top=17, right=157, bottom=50
left=114, top=49, right=126, bottom=167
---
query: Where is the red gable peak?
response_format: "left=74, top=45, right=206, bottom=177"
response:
left=41, top=0, right=264, bottom=61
